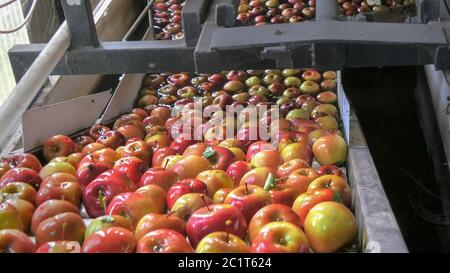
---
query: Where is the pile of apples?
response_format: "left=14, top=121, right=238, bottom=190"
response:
left=0, top=68, right=356, bottom=253
left=338, top=0, right=415, bottom=16
left=152, top=0, right=185, bottom=40
left=236, top=0, right=316, bottom=26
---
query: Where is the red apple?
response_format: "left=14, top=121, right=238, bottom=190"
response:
left=170, top=134, right=197, bottom=154
left=226, top=161, right=252, bottom=187
left=245, top=141, right=275, bottom=162
left=186, top=204, right=248, bottom=248
left=82, top=227, right=136, bottom=253
left=43, top=135, right=76, bottom=162
left=35, top=178, right=82, bottom=208
left=250, top=222, right=310, bottom=253
left=312, top=134, right=347, bottom=166
left=172, top=155, right=211, bottom=180
left=292, top=188, right=342, bottom=225
left=0, top=153, right=42, bottom=173
left=318, top=165, right=346, bottom=178
left=166, top=179, right=208, bottom=209
left=151, top=147, right=177, bottom=167
left=196, top=170, right=234, bottom=198
left=171, top=193, right=213, bottom=222
left=248, top=204, right=302, bottom=243
left=240, top=167, right=278, bottom=188
left=135, top=212, right=185, bottom=241
left=250, top=150, right=283, bottom=169
left=119, top=140, right=152, bottom=165
left=135, top=184, right=167, bottom=214
left=285, top=168, right=320, bottom=194
left=0, top=167, right=42, bottom=190
left=225, top=184, right=272, bottom=224
left=35, top=212, right=85, bottom=247
left=106, top=192, right=159, bottom=229
left=139, top=167, right=179, bottom=191
left=0, top=229, right=35, bottom=253
left=277, top=158, right=310, bottom=177
left=307, top=175, right=351, bottom=207
left=31, top=200, right=80, bottom=234
left=113, top=156, right=148, bottom=186
left=83, top=170, right=136, bottom=218
left=136, top=229, right=193, bottom=253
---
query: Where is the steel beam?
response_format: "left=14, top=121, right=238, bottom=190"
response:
left=61, top=0, right=99, bottom=48
left=182, top=0, right=210, bottom=47
left=9, top=40, right=195, bottom=75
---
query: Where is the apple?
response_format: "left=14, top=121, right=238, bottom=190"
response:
left=265, top=177, right=300, bottom=207
left=226, top=161, right=252, bottom=187
left=248, top=204, right=302, bottom=243
left=170, top=134, right=197, bottom=154
left=39, top=161, right=77, bottom=181
left=35, top=241, right=81, bottom=253
left=285, top=168, right=320, bottom=194
left=213, top=188, right=232, bottom=204
left=0, top=153, right=42, bottom=173
left=152, top=147, right=177, bottom=167
left=106, top=192, right=159, bottom=229
left=35, top=212, right=85, bottom=247
left=135, top=185, right=166, bottom=213
left=85, top=215, right=132, bottom=239
left=250, top=222, right=310, bottom=253
left=35, top=177, right=82, bottom=208
left=196, top=231, right=250, bottom=253
left=292, top=188, right=341, bottom=225
left=196, top=170, right=234, bottom=198
left=322, top=71, right=337, bottom=80
left=0, top=201, right=23, bottom=231
left=317, top=164, right=344, bottom=177
left=277, top=158, right=310, bottom=178
left=43, top=135, right=76, bottom=162
left=83, top=170, right=136, bottom=218
left=250, top=150, right=282, bottom=169
left=316, top=91, right=338, bottom=105
left=119, top=140, right=152, bottom=165
left=245, top=141, right=275, bottom=162
left=82, top=227, right=136, bottom=253
left=300, top=80, right=320, bottom=96
left=31, top=200, right=79, bottom=234
left=136, top=229, right=193, bottom=253
left=285, top=109, right=309, bottom=121
left=113, top=156, right=148, bottom=186
left=224, top=80, right=245, bottom=93
left=145, top=133, right=172, bottom=152
left=302, top=70, right=321, bottom=81
left=88, top=124, right=111, bottom=140
left=171, top=193, right=213, bottom=222
left=320, top=79, right=337, bottom=91
left=81, top=143, right=106, bottom=154
left=166, top=179, right=208, bottom=209
left=225, top=184, right=272, bottom=224
left=280, top=142, right=313, bottom=166
left=184, top=145, right=236, bottom=171
left=139, top=167, right=179, bottom=192
left=0, top=167, right=42, bottom=190
left=186, top=204, right=247, bottom=248
left=312, top=134, right=347, bottom=166
left=240, top=167, right=278, bottom=188
left=5, top=199, right=34, bottom=232
left=135, top=212, right=185, bottom=241
left=304, top=201, right=356, bottom=253
left=0, top=229, right=35, bottom=253
left=173, top=155, right=211, bottom=180
left=308, top=175, right=352, bottom=207
left=76, top=158, right=111, bottom=190
left=0, top=182, right=36, bottom=204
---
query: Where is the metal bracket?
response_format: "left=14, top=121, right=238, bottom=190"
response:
left=61, top=0, right=99, bottom=48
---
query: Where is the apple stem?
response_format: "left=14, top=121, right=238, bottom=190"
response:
left=62, top=222, right=67, bottom=241
left=225, top=219, right=232, bottom=244
left=245, top=183, right=249, bottom=195
left=99, top=191, right=107, bottom=215
left=163, top=158, right=170, bottom=169
left=201, top=195, right=211, bottom=212
left=166, top=211, right=175, bottom=217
